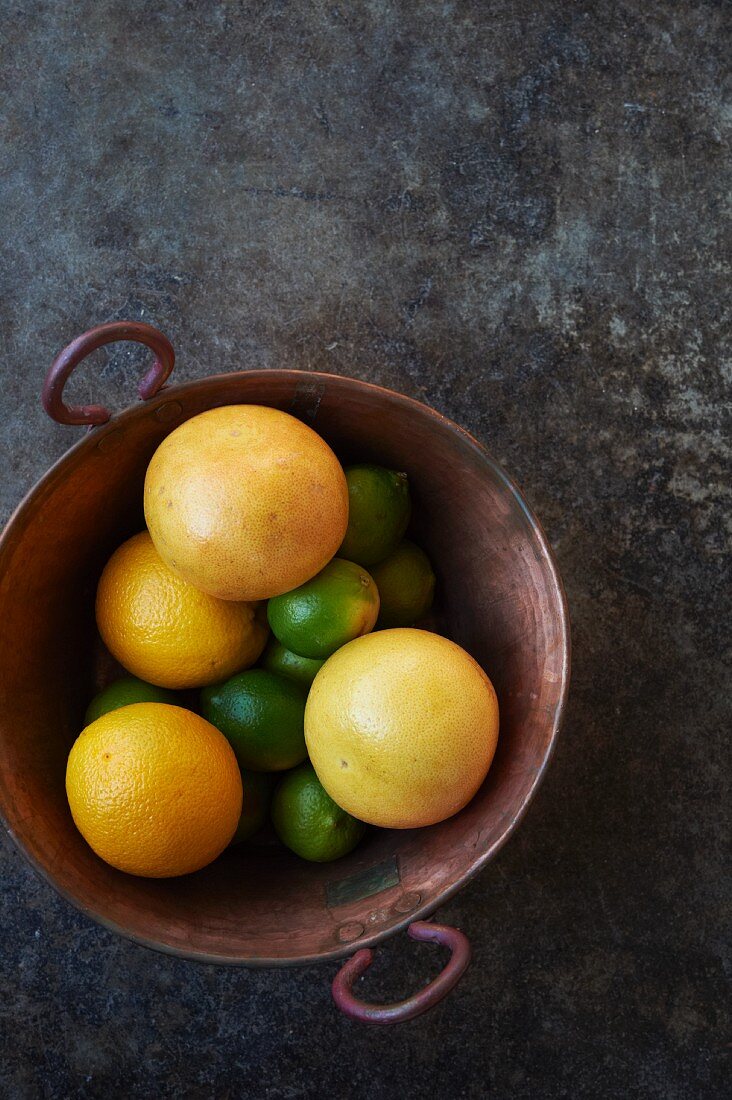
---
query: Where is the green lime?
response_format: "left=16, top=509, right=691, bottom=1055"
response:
left=200, top=669, right=307, bottom=771
left=231, top=770, right=276, bottom=844
left=261, top=639, right=325, bottom=692
left=338, top=464, right=411, bottom=566
left=267, top=558, right=380, bottom=660
left=271, top=763, right=366, bottom=862
left=84, top=676, right=178, bottom=726
left=371, top=540, right=436, bottom=628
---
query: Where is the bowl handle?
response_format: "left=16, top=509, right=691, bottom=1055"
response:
left=42, top=321, right=175, bottom=426
left=331, top=920, right=471, bottom=1024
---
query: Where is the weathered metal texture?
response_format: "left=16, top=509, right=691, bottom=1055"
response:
left=0, top=325, right=569, bottom=1018
left=332, top=922, right=471, bottom=1024
left=41, top=322, right=175, bottom=426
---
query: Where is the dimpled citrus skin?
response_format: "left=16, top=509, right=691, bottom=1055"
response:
left=144, top=405, right=349, bottom=601
left=96, top=532, right=268, bottom=689
left=266, top=557, right=380, bottom=660
left=66, top=704, right=243, bottom=877
left=305, top=628, right=499, bottom=829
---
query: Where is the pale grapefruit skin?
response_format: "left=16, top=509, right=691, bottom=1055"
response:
left=144, top=405, right=349, bottom=601
left=305, top=628, right=500, bottom=828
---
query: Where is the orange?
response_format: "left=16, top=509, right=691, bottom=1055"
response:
left=305, top=628, right=499, bottom=828
left=143, top=405, right=349, bottom=601
left=96, top=532, right=267, bottom=689
left=66, top=703, right=242, bottom=877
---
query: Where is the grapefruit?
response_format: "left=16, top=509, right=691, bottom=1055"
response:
left=144, top=405, right=348, bottom=601
left=304, top=628, right=499, bottom=828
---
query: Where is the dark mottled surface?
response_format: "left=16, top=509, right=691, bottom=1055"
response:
left=0, top=2, right=729, bottom=1097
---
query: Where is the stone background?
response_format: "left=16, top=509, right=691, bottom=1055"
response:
left=0, top=2, right=729, bottom=1097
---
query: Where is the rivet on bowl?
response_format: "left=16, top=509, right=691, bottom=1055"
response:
left=393, top=892, right=422, bottom=914
left=338, top=922, right=365, bottom=943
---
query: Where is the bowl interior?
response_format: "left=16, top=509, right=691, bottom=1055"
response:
left=0, top=372, right=568, bottom=964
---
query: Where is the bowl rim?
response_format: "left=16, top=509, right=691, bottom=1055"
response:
left=0, top=368, right=571, bottom=967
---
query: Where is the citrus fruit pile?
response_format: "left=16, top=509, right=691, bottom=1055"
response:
left=66, top=405, right=499, bottom=878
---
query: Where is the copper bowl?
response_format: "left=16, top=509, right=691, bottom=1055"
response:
left=0, top=323, right=569, bottom=1023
